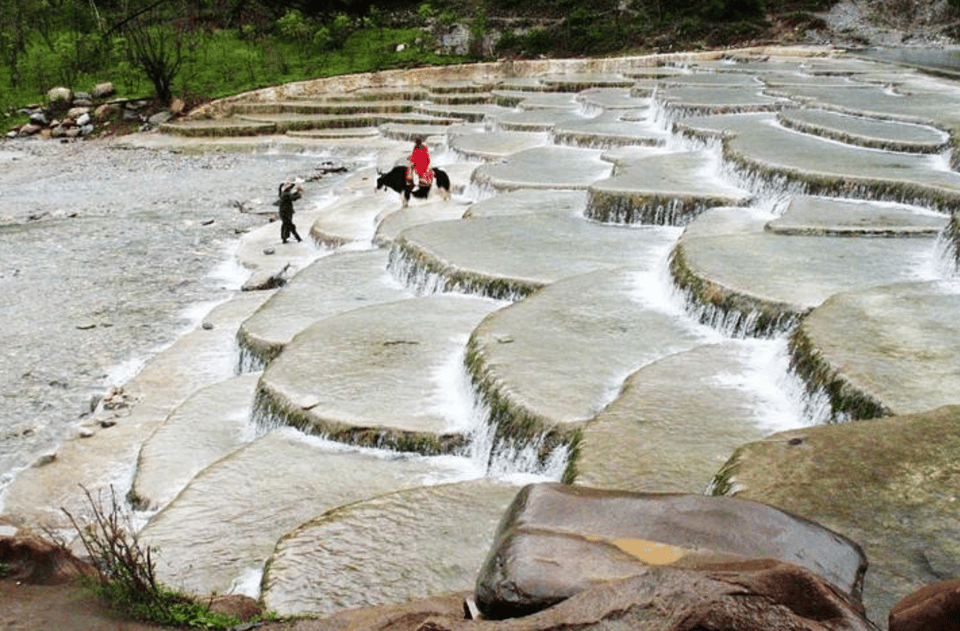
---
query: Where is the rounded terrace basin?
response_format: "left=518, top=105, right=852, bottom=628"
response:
left=490, top=90, right=582, bottom=110
left=389, top=212, right=677, bottom=299
left=577, top=87, right=652, bottom=110
left=493, top=108, right=589, bottom=132
left=448, top=129, right=549, bottom=160
left=790, top=279, right=960, bottom=419
left=777, top=108, right=950, bottom=153
left=671, top=207, right=940, bottom=337
left=141, top=429, right=447, bottom=597
left=464, top=189, right=588, bottom=218
left=131, top=374, right=260, bottom=511
left=553, top=111, right=667, bottom=148
left=707, top=113, right=960, bottom=212
left=657, top=85, right=786, bottom=115
left=262, top=479, right=521, bottom=616
left=255, top=294, right=501, bottom=454
left=471, top=146, right=612, bottom=191
left=586, top=149, right=752, bottom=225
left=237, top=250, right=410, bottom=365
left=766, top=195, right=948, bottom=236
left=466, top=266, right=706, bottom=432
left=576, top=341, right=774, bottom=494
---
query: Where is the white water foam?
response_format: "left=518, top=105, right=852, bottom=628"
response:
left=709, top=338, right=812, bottom=433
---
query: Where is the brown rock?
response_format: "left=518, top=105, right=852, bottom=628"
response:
left=888, top=578, right=960, bottom=631
left=475, top=482, right=866, bottom=619
left=93, top=103, right=120, bottom=121
left=18, top=123, right=41, bottom=136
left=0, top=533, right=95, bottom=585
left=289, top=592, right=469, bottom=631
left=206, top=593, right=263, bottom=621
left=169, top=98, right=186, bottom=115
left=424, top=562, right=878, bottom=631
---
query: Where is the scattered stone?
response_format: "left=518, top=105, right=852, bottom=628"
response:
left=262, top=247, right=276, bottom=255
left=93, top=103, right=119, bottom=120
left=18, top=123, right=41, bottom=136
left=92, top=82, right=115, bottom=98
left=201, top=321, right=214, bottom=330
left=148, top=110, right=173, bottom=125
left=47, top=87, right=71, bottom=105
left=31, top=453, right=56, bottom=467
left=66, top=107, right=89, bottom=120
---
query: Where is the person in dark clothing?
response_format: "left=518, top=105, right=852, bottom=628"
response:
left=277, top=181, right=303, bottom=243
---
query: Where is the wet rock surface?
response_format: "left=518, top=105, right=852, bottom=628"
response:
left=0, top=140, right=321, bottom=489
left=475, top=482, right=866, bottom=619
left=713, top=405, right=960, bottom=625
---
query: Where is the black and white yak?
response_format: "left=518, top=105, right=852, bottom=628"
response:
left=375, top=165, right=451, bottom=207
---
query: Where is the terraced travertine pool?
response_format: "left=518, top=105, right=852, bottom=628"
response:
left=3, top=46, right=960, bottom=627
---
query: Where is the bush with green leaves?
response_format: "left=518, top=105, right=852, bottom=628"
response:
left=62, top=486, right=243, bottom=629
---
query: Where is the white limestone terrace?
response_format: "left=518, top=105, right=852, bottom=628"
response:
left=5, top=46, right=960, bottom=621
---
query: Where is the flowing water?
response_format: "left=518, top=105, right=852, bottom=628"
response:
left=4, top=49, right=960, bottom=614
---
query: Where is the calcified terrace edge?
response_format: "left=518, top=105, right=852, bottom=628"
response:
left=185, top=46, right=839, bottom=118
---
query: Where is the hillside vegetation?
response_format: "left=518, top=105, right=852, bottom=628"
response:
left=1, top=0, right=958, bottom=126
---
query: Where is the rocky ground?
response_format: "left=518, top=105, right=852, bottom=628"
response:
left=0, top=140, right=337, bottom=490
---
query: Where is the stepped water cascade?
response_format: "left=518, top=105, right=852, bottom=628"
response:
left=6, top=47, right=960, bottom=626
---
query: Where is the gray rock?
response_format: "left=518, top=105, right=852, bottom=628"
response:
left=47, top=87, right=71, bottom=104
left=476, top=482, right=867, bottom=619
left=148, top=110, right=173, bottom=126
left=92, top=82, right=115, bottom=98
left=712, top=405, right=960, bottom=627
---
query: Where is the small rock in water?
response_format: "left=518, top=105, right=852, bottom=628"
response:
left=263, top=247, right=276, bottom=255
left=202, top=321, right=214, bottom=330
left=33, top=452, right=57, bottom=467
left=201, top=218, right=215, bottom=226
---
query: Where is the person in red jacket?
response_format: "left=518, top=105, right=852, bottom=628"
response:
left=406, top=137, right=434, bottom=189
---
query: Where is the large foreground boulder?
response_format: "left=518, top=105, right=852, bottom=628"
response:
left=475, top=482, right=866, bottom=619
left=435, top=562, right=878, bottom=631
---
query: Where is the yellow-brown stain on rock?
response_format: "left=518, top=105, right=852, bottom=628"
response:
left=585, top=535, right=688, bottom=565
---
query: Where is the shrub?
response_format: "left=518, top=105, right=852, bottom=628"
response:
left=63, top=485, right=241, bottom=629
